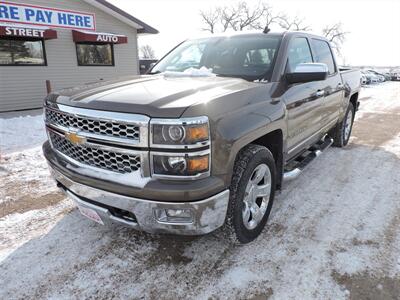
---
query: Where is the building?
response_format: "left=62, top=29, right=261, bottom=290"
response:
left=0, top=0, right=158, bottom=112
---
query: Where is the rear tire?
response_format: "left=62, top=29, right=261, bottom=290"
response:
left=224, top=144, right=276, bottom=244
left=331, top=102, right=355, bottom=147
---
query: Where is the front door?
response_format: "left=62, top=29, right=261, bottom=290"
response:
left=283, top=37, right=325, bottom=159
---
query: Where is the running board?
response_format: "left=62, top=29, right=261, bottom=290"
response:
left=283, top=136, right=333, bottom=182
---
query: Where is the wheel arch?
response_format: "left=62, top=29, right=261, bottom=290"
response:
left=349, top=92, right=359, bottom=112
left=227, top=128, right=284, bottom=191
left=251, top=129, right=284, bottom=189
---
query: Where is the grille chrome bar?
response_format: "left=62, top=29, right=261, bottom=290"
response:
left=45, top=104, right=150, bottom=147
left=49, top=130, right=141, bottom=174
left=45, top=104, right=151, bottom=181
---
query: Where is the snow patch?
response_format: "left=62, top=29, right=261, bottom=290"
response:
left=163, top=67, right=215, bottom=78
left=0, top=114, right=46, bottom=154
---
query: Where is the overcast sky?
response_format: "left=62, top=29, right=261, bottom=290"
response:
left=109, top=0, right=400, bottom=67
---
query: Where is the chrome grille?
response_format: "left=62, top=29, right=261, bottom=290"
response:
left=45, top=108, right=140, bottom=140
left=49, top=131, right=141, bottom=174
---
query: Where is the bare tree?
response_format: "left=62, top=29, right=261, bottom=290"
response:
left=199, top=0, right=347, bottom=53
left=257, top=4, right=283, bottom=32
left=219, top=5, right=240, bottom=32
left=200, top=9, right=221, bottom=33
left=322, top=22, right=348, bottom=56
left=139, top=45, right=156, bottom=59
left=200, top=1, right=282, bottom=33
left=278, top=15, right=311, bottom=31
left=233, top=2, right=268, bottom=31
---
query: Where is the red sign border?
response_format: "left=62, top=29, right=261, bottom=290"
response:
left=72, top=30, right=128, bottom=44
left=0, top=25, right=58, bottom=39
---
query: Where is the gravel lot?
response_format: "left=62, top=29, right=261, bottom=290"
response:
left=1, top=82, right=400, bottom=299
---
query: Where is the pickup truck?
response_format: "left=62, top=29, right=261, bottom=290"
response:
left=43, top=31, right=360, bottom=243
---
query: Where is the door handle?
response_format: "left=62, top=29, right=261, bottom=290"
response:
left=315, top=90, right=325, bottom=97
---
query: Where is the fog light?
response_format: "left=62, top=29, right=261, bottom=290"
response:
left=154, top=208, right=193, bottom=224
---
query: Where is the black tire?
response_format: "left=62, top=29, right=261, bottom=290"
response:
left=331, top=102, right=355, bottom=147
left=224, top=144, right=276, bottom=244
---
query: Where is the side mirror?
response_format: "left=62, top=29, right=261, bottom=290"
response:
left=286, top=63, right=328, bottom=84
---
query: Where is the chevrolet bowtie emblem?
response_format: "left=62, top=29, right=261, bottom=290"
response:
left=65, top=131, right=86, bottom=145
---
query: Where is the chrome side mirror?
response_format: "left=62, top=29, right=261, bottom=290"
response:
left=286, top=63, right=328, bottom=84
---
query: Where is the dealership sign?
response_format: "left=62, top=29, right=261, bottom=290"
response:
left=0, top=1, right=96, bottom=30
left=72, top=30, right=128, bottom=44
left=0, top=24, right=58, bottom=39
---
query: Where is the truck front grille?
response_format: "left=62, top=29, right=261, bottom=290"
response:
left=46, top=109, right=140, bottom=141
left=49, top=131, right=141, bottom=174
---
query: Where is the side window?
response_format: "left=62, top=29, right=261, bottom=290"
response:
left=287, top=38, right=313, bottom=72
left=312, top=39, right=336, bottom=74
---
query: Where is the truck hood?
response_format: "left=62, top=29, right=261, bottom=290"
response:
left=51, top=75, right=255, bottom=118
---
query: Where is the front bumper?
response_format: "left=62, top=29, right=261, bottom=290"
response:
left=50, top=167, right=230, bottom=235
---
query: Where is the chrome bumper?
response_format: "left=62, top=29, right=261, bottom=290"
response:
left=50, top=168, right=230, bottom=235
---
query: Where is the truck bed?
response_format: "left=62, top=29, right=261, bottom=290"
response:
left=340, top=67, right=361, bottom=97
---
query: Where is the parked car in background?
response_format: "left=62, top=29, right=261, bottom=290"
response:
left=367, top=70, right=386, bottom=82
left=390, top=72, right=400, bottom=81
left=361, top=71, right=376, bottom=84
left=383, top=73, right=392, bottom=81
left=139, top=59, right=158, bottom=74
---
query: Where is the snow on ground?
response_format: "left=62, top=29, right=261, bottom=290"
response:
left=0, top=111, right=46, bottom=154
left=0, top=82, right=400, bottom=299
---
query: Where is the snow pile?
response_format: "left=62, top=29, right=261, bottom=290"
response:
left=0, top=113, right=46, bottom=154
left=163, top=66, right=215, bottom=78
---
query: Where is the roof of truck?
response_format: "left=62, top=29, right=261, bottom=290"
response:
left=187, top=30, right=327, bottom=41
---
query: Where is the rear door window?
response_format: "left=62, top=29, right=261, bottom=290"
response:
left=287, top=37, right=313, bottom=72
left=311, top=39, right=336, bottom=75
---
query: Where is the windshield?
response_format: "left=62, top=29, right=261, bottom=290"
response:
left=150, top=35, right=282, bottom=81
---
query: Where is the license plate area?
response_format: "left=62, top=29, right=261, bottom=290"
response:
left=78, top=205, right=104, bottom=225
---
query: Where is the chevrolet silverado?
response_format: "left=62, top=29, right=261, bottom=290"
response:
left=43, top=31, right=360, bottom=243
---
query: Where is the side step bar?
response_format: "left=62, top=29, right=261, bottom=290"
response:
left=283, top=136, right=333, bottom=182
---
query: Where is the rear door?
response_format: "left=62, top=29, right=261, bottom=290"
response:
left=310, top=39, right=344, bottom=128
left=283, top=37, right=325, bottom=158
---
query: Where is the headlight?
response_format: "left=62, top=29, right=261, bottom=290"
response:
left=150, top=116, right=210, bottom=179
left=152, top=153, right=209, bottom=177
left=151, top=116, right=209, bottom=147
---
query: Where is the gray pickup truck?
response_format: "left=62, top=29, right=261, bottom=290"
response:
left=43, top=31, right=360, bottom=243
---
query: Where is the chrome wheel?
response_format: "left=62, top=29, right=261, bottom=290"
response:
left=242, top=164, right=271, bottom=230
left=344, top=111, right=353, bottom=141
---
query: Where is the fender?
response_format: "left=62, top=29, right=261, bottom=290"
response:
left=183, top=83, right=287, bottom=187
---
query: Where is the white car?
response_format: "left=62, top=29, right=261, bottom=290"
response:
left=377, top=75, right=385, bottom=82
left=361, top=71, right=377, bottom=84
left=367, top=72, right=379, bottom=83
left=367, top=70, right=386, bottom=82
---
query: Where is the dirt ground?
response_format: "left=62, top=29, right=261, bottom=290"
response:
left=1, top=82, right=400, bottom=299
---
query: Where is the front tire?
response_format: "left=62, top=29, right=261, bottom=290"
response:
left=331, top=102, right=355, bottom=147
left=224, top=144, right=276, bottom=244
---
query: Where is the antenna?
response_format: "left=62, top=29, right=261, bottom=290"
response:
left=263, top=27, right=270, bottom=34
